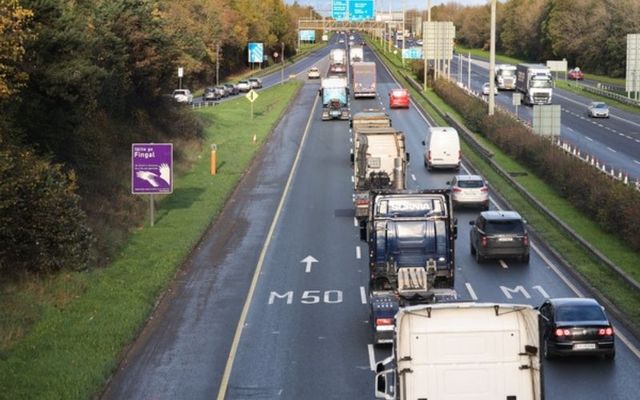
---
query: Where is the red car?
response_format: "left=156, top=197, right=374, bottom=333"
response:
left=568, top=67, right=584, bottom=80
left=389, top=88, right=410, bottom=108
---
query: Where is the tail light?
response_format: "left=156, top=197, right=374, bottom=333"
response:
left=480, top=187, right=489, bottom=193
left=376, top=318, right=393, bottom=326
left=523, top=234, right=529, bottom=246
left=598, top=327, right=614, bottom=336
left=452, top=187, right=462, bottom=193
left=481, top=236, right=488, bottom=247
left=356, top=198, right=369, bottom=206
left=555, top=328, right=571, bottom=337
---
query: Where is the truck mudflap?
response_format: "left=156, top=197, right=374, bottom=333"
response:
left=353, top=191, right=369, bottom=218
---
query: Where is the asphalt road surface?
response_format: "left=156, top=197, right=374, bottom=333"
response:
left=103, top=35, right=640, bottom=399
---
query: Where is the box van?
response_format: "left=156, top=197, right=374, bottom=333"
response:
left=422, top=127, right=460, bottom=170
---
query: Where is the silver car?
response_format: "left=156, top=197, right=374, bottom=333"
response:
left=172, top=89, right=193, bottom=104
left=587, top=101, right=609, bottom=118
left=237, top=80, right=251, bottom=92
left=448, top=175, right=489, bottom=210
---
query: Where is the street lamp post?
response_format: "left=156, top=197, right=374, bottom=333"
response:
left=488, top=0, right=497, bottom=115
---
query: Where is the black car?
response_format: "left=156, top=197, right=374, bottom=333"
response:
left=538, top=298, right=615, bottom=360
left=203, top=87, right=220, bottom=101
left=224, top=83, right=239, bottom=95
left=469, top=211, right=529, bottom=263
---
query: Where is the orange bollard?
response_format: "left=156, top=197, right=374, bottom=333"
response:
left=210, top=144, right=217, bottom=175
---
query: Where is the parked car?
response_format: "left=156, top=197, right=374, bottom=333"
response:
left=469, top=211, right=530, bottom=263
left=172, top=89, right=193, bottom=104
left=482, top=82, right=498, bottom=96
left=203, top=87, right=220, bottom=101
left=308, top=67, right=320, bottom=79
left=448, top=175, right=489, bottom=210
left=538, top=298, right=615, bottom=360
left=248, top=77, right=262, bottom=89
left=237, top=80, right=251, bottom=92
left=568, top=67, right=584, bottom=80
left=389, top=88, right=410, bottom=109
left=224, top=83, right=239, bottom=95
left=587, top=101, right=610, bottom=118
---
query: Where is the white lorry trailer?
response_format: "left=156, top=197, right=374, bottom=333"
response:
left=516, top=63, right=553, bottom=105
left=350, top=46, right=364, bottom=64
left=375, top=302, right=543, bottom=400
left=329, top=48, right=347, bottom=74
left=495, top=64, right=517, bottom=90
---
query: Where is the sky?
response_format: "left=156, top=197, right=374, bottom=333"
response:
left=286, top=0, right=490, bottom=13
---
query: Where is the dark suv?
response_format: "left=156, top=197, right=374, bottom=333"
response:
left=469, top=211, right=529, bottom=263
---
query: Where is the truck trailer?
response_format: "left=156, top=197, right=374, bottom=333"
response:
left=516, top=63, right=553, bottom=105
left=375, top=303, right=543, bottom=400
left=350, top=46, right=364, bottom=65
left=350, top=109, right=392, bottom=165
left=329, top=48, right=347, bottom=74
left=352, top=61, right=377, bottom=98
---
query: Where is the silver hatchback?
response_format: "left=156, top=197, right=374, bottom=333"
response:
left=448, top=175, right=489, bottom=210
left=587, top=102, right=609, bottom=118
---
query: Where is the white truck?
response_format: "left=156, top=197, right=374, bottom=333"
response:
left=352, top=61, right=377, bottom=98
left=516, top=63, right=553, bottom=105
left=495, top=64, right=517, bottom=90
left=319, top=75, right=349, bottom=120
left=374, top=303, right=543, bottom=400
left=329, top=48, right=347, bottom=74
left=350, top=46, right=364, bottom=65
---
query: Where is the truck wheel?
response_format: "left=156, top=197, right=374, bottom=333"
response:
left=522, top=253, right=530, bottom=264
left=475, top=249, right=483, bottom=263
left=470, top=244, right=476, bottom=255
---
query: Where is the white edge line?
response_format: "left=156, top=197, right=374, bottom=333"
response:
left=368, top=344, right=376, bottom=371
left=216, top=92, right=320, bottom=400
left=465, top=282, right=478, bottom=300
left=360, top=286, right=367, bottom=304
left=354, top=217, right=358, bottom=227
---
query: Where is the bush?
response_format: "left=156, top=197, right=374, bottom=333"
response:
left=0, top=143, right=93, bottom=274
left=433, top=78, right=640, bottom=251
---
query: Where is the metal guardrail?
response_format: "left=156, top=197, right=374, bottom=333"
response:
left=399, top=72, right=640, bottom=294
left=568, top=81, right=640, bottom=107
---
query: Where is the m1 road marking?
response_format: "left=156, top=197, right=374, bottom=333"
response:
left=465, top=282, right=478, bottom=300
left=500, top=285, right=550, bottom=299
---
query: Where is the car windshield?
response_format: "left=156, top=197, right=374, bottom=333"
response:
left=392, top=90, right=406, bottom=97
left=594, top=103, right=607, bottom=109
left=457, top=179, right=484, bottom=188
left=173, top=90, right=186, bottom=95
left=556, top=305, right=606, bottom=322
left=485, top=219, right=524, bottom=235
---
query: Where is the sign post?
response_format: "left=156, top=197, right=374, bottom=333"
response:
left=132, top=143, right=173, bottom=227
left=178, top=67, right=184, bottom=89
left=626, top=34, right=640, bottom=100
left=512, top=92, right=522, bottom=119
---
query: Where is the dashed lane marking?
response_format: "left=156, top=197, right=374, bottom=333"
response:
left=499, top=260, right=509, bottom=269
left=465, top=283, right=478, bottom=300
left=356, top=246, right=361, bottom=259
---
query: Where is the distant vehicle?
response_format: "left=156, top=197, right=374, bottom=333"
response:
left=349, top=46, right=364, bottom=65
left=214, top=86, right=227, bottom=97
left=307, top=67, right=320, bottom=79
left=482, top=82, right=498, bottom=96
left=495, top=64, right=517, bottom=90
left=389, top=88, right=409, bottom=108
left=203, top=87, right=220, bottom=101
left=588, top=101, right=610, bottom=118
left=329, top=48, right=347, bottom=74
left=224, top=83, right=239, bottom=95
left=516, top=63, right=553, bottom=105
left=172, top=89, right=193, bottom=104
left=448, top=174, right=489, bottom=210
left=248, top=77, right=262, bottom=89
left=237, top=80, right=251, bottom=92
left=415, top=39, right=423, bottom=46
left=422, top=126, right=460, bottom=170
left=538, top=297, right=615, bottom=360
left=568, top=67, right=584, bottom=80
left=469, top=210, right=530, bottom=263
left=349, top=35, right=354, bottom=41
left=348, top=40, right=354, bottom=47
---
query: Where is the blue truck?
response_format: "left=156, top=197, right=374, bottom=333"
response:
left=364, top=190, right=458, bottom=344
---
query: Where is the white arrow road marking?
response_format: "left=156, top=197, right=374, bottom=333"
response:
left=301, top=255, right=318, bottom=273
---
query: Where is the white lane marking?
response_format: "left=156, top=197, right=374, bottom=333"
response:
left=567, top=127, right=574, bottom=132
left=586, top=136, right=593, bottom=142
left=636, top=139, right=640, bottom=143
left=634, top=160, right=640, bottom=165
left=368, top=344, right=376, bottom=371
left=411, top=174, right=416, bottom=181
left=360, top=286, right=367, bottom=304
left=619, top=132, right=625, bottom=137
left=216, top=91, right=321, bottom=400
left=465, top=282, right=478, bottom=300
left=607, top=147, right=617, bottom=153
left=351, top=175, right=354, bottom=182
left=499, top=260, right=509, bottom=269
left=354, top=217, right=358, bottom=227
left=356, top=246, right=361, bottom=259
left=554, top=92, right=640, bottom=129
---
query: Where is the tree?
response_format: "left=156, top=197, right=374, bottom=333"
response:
left=0, top=0, right=32, bottom=101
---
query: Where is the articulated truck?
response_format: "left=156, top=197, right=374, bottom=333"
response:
left=375, top=303, right=543, bottom=400
left=352, top=61, right=377, bottom=98
left=350, top=109, right=392, bottom=165
left=495, top=64, right=517, bottom=90
left=319, top=76, right=349, bottom=120
left=516, top=63, right=553, bottom=105
left=329, top=48, right=347, bottom=74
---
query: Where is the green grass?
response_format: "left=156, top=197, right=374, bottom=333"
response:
left=555, top=80, right=640, bottom=113
left=0, top=80, right=303, bottom=400
left=369, top=36, right=640, bottom=333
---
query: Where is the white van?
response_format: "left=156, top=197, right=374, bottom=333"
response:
left=423, top=126, right=460, bottom=170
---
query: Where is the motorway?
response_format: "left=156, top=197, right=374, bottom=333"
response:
left=448, top=55, right=640, bottom=181
left=103, top=34, right=640, bottom=399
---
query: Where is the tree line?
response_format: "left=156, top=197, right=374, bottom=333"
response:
left=429, top=0, right=640, bottom=77
left=0, top=0, right=316, bottom=276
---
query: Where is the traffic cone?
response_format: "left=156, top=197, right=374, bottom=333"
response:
left=252, top=134, right=257, bottom=144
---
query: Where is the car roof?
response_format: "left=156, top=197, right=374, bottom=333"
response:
left=548, top=298, right=601, bottom=308
left=455, top=174, right=483, bottom=181
left=480, top=210, right=522, bottom=220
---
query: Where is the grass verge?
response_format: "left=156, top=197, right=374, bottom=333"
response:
left=0, top=80, right=303, bottom=400
left=369, top=36, right=640, bottom=333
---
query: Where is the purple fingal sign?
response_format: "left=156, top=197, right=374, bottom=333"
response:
left=131, top=143, right=173, bottom=194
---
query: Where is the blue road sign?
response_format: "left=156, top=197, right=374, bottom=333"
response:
left=332, top=0, right=347, bottom=21
left=248, top=42, right=263, bottom=63
left=299, top=30, right=316, bottom=42
left=349, top=0, right=374, bottom=21
left=402, top=47, right=423, bottom=60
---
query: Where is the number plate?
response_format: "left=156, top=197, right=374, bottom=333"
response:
left=498, top=237, right=513, bottom=242
left=573, top=343, right=596, bottom=350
